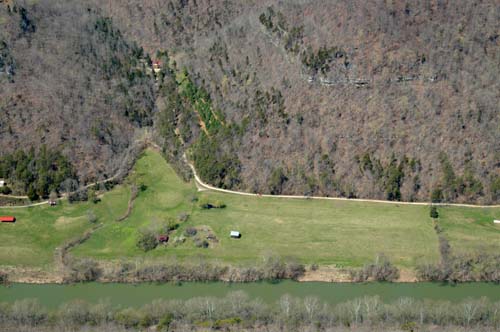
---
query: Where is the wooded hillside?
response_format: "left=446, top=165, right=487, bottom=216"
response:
left=1, top=0, right=499, bottom=203
left=0, top=0, right=156, bottom=184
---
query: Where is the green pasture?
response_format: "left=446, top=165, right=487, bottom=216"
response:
left=1, top=150, right=499, bottom=270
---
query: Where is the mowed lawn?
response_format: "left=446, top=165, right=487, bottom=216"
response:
left=74, top=150, right=443, bottom=268
left=2, top=149, right=500, bottom=270
left=438, top=206, right=500, bottom=255
left=0, top=183, right=130, bottom=268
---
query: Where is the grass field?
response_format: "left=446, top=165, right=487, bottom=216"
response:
left=0, top=184, right=129, bottom=268
left=1, top=149, right=499, bottom=271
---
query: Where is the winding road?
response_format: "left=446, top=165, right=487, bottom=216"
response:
left=184, top=154, right=500, bottom=209
left=2, top=147, right=499, bottom=210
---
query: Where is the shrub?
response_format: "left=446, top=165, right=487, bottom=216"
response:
left=158, top=313, right=174, bottom=331
left=349, top=254, right=400, bottom=282
left=199, top=198, right=226, bottom=209
left=88, top=188, right=100, bottom=204
left=194, top=239, right=209, bottom=248
left=431, top=188, right=443, bottom=203
left=184, top=227, right=197, bottom=237
left=87, top=210, right=98, bottom=224
left=177, top=212, right=189, bottom=222
left=491, top=175, right=500, bottom=201
left=66, top=258, right=101, bottom=282
left=68, top=188, right=88, bottom=203
left=0, top=271, right=8, bottom=285
left=166, top=219, right=179, bottom=231
left=1, top=186, right=12, bottom=195
left=27, top=185, right=39, bottom=201
left=429, top=206, right=439, bottom=218
left=136, top=231, right=158, bottom=252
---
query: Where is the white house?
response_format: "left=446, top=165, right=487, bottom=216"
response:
left=0, top=179, right=5, bottom=187
left=230, top=231, right=241, bottom=238
left=494, top=220, right=500, bottom=224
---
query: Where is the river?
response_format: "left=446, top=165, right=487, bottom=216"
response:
left=1, top=281, right=499, bottom=308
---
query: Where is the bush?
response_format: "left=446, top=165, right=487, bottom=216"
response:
left=177, top=212, right=189, bottom=222
left=87, top=210, right=98, bottom=224
left=184, top=227, right=197, bottom=237
left=68, top=188, right=88, bottom=203
left=349, top=254, right=400, bottom=282
left=136, top=231, right=158, bottom=252
left=1, top=186, right=12, bottom=195
left=199, top=198, right=226, bottom=209
left=166, top=219, right=179, bottom=231
left=429, top=206, right=439, bottom=218
left=194, top=239, right=209, bottom=248
left=158, top=313, right=174, bottom=331
left=66, top=258, right=101, bottom=282
left=431, top=188, right=443, bottom=203
left=0, top=271, right=8, bottom=285
left=88, top=188, right=100, bottom=204
left=27, top=185, right=39, bottom=201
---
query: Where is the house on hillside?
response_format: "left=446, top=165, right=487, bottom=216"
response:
left=230, top=231, right=241, bottom=238
left=0, top=216, right=16, bottom=223
left=152, top=60, right=162, bottom=74
left=0, top=179, right=6, bottom=187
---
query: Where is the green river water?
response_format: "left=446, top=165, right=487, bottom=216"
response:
left=1, top=282, right=499, bottom=308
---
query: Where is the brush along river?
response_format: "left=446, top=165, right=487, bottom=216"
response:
left=1, top=281, right=499, bottom=308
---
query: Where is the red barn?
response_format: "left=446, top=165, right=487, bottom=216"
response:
left=0, top=216, right=16, bottom=223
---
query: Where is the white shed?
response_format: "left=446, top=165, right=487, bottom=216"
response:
left=494, top=220, right=500, bottom=224
left=230, top=231, right=241, bottom=238
left=0, top=180, right=5, bottom=187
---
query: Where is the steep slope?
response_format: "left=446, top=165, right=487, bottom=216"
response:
left=97, top=0, right=500, bottom=204
left=2, top=0, right=499, bottom=204
left=0, top=0, right=156, bottom=185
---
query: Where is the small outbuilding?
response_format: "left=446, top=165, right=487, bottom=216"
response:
left=157, top=235, right=169, bottom=243
left=0, top=179, right=5, bottom=187
left=494, top=220, right=500, bottom=224
left=230, top=231, right=241, bottom=238
left=152, top=60, right=162, bottom=73
left=0, top=216, right=16, bottom=223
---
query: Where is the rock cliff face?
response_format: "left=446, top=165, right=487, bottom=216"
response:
left=2, top=0, right=499, bottom=203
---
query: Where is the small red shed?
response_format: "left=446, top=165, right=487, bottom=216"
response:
left=0, top=216, right=16, bottom=223
left=157, top=235, right=169, bottom=243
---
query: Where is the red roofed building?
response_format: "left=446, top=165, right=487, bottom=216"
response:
left=0, top=216, right=16, bottom=223
left=152, top=60, right=162, bottom=73
left=157, top=235, right=169, bottom=243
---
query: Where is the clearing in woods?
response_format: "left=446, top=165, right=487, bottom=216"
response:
left=1, top=149, right=499, bottom=272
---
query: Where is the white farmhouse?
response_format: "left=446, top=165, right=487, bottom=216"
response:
left=0, top=179, right=5, bottom=187
left=494, top=220, right=500, bottom=224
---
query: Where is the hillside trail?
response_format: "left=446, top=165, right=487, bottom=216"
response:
left=183, top=154, right=500, bottom=209
left=0, top=151, right=136, bottom=209
left=0, top=175, right=122, bottom=209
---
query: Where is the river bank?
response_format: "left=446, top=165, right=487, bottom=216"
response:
left=1, top=264, right=419, bottom=284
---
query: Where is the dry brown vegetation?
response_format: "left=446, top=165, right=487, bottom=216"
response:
left=1, top=0, right=499, bottom=203
left=96, top=0, right=500, bottom=203
left=0, top=0, right=156, bottom=184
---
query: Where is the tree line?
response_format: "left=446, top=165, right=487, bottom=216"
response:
left=0, top=146, right=76, bottom=200
left=0, top=292, right=499, bottom=331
